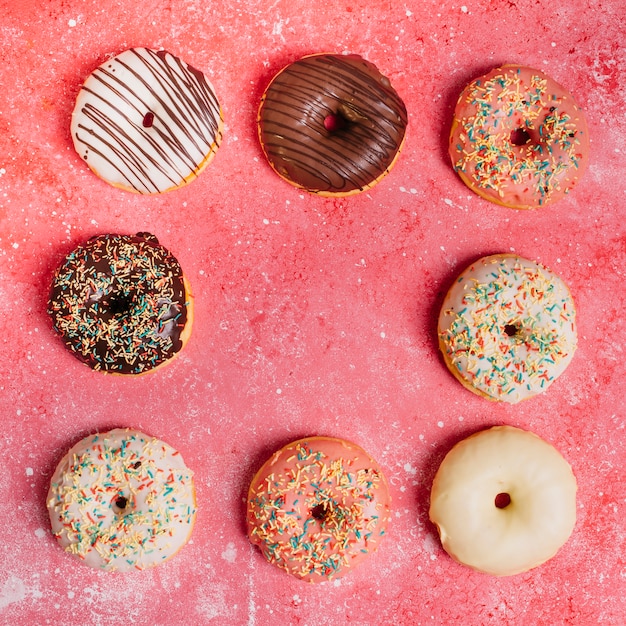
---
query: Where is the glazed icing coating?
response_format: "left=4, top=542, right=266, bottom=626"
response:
left=429, top=426, right=577, bottom=576
left=47, top=429, right=196, bottom=572
left=48, top=233, right=191, bottom=375
left=449, top=65, right=589, bottom=209
left=438, top=254, right=577, bottom=403
left=247, top=437, right=391, bottom=582
left=71, top=48, right=223, bottom=194
left=258, top=53, right=407, bottom=196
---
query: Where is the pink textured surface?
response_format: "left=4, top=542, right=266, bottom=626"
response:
left=0, top=0, right=625, bottom=624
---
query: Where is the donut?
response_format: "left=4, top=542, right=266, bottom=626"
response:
left=438, top=254, right=577, bottom=403
left=71, top=47, right=223, bottom=194
left=449, top=65, right=589, bottom=209
left=47, top=428, right=197, bottom=571
left=257, top=53, right=408, bottom=196
left=429, top=425, right=577, bottom=576
left=48, top=233, right=193, bottom=375
left=246, top=437, right=391, bottom=582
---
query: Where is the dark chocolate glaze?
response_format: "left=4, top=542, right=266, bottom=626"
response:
left=258, top=54, right=408, bottom=195
left=48, top=234, right=189, bottom=375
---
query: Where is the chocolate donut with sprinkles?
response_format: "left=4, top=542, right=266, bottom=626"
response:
left=258, top=53, right=408, bottom=196
left=48, top=233, right=193, bottom=375
left=71, top=47, right=223, bottom=194
left=47, top=429, right=196, bottom=571
left=438, top=254, right=577, bottom=403
left=246, top=437, right=391, bottom=583
left=449, top=65, right=589, bottom=209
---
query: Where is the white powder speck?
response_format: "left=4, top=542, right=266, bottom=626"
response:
left=221, top=542, right=237, bottom=563
left=403, top=463, right=417, bottom=475
left=437, top=421, right=444, bottom=428
left=67, top=591, right=75, bottom=599
left=68, top=18, right=77, bottom=27
left=12, top=242, right=18, bottom=249
left=380, top=331, right=386, bottom=339
left=263, top=219, right=270, bottom=225
left=34, top=528, right=46, bottom=539
left=0, top=576, right=26, bottom=610
left=276, top=388, right=282, bottom=395
left=25, top=467, right=33, bottom=476
left=461, top=5, right=468, bottom=12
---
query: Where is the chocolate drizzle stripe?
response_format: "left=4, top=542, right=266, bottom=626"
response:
left=72, top=48, right=222, bottom=193
left=259, top=54, right=407, bottom=194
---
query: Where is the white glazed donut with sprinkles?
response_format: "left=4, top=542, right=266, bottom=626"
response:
left=71, top=47, right=223, bottom=194
left=449, top=65, right=589, bottom=209
left=438, top=254, right=577, bottom=403
left=246, top=437, right=391, bottom=583
left=47, top=429, right=196, bottom=572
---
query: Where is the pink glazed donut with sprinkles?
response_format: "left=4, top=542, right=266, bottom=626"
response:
left=438, top=254, right=577, bottom=403
left=247, top=437, right=391, bottom=583
left=449, top=65, right=589, bottom=209
left=47, top=429, right=196, bottom=571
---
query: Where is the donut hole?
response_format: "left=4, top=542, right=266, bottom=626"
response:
left=504, top=323, right=521, bottom=338
left=323, top=112, right=348, bottom=133
left=510, top=128, right=531, bottom=146
left=310, top=503, right=328, bottom=521
left=112, top=494, right=131, bottom=514
left=106, top=293, right=133, bottom=316
left=494, top=492, right=512, bottom=509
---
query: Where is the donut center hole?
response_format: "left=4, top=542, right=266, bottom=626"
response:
left=504, top=323, right=521, bottom=338
left=310, top=503, right=328, bottom=521
left=142, top=112, right=155, bottom=128
left=113, top=495, right=131, bottom=514
left=115, top=496, right=128, bottom=509
left=107, top=293, right=133, bottom=316
left=323, top=112, right=348, bottom=133
left=494, top=492, right=511, bottom=509
left=510, top=127, right=531, bottom=146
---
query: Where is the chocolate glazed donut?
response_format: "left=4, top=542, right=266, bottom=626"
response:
left=48, top=233, right=192, bottom=375
left=258, top=53, right=408, bottom=196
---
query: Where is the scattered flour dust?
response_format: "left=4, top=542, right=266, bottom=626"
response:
left=195, top=582, right=229, bottom=620
left=0, top=574, right=43, bottom=610
left=221, top=542, right=237, bottom=563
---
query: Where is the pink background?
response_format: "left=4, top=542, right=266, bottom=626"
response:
left=1, top=0, right=625, bottom=624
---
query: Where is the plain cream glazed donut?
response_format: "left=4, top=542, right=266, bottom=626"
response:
left=438, top=254, right=577, bottom=403
left=429, top=425, right=577, bottom=576
left=246, top=437, right=391, bottom=582
left=258, top=53, right=408, bottom=196
left=449, top=65, right=590, bottom=209
left=47, top=429, right=196, bottom=571
left=71, top=47, right=223, bottom=193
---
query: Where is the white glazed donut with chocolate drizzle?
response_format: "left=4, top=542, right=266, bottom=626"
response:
left=47, top=428, right=197, bottom=571
left=71, top=48, right=223, bottom=193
